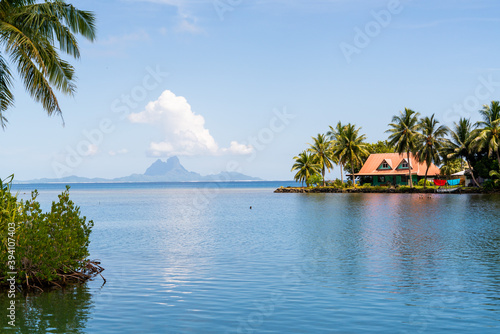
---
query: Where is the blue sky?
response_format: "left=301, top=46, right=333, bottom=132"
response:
left=1, top=0, right=500, bottom=181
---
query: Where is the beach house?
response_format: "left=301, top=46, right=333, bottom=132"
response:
left=354, top=153, right=441, bottom=186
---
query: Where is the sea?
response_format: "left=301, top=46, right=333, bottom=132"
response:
left=2, top=181, right=500, bottom=333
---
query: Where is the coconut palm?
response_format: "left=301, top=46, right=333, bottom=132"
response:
left=490, top=170, right=500, bottom=188
left=473, top=101, right=500, bottom=166
left=327, top=121, right=346, bottom=184
left=308, top=133, right=334, bottom=187
left=415, top=114, right=449, bottom=188
left=0, top=0, right=96, bottom=128
left=386, top=108, right=421, bottom=188
left=291, top=151, right=321, bottom=187
left=332, top=123, right=369, bottom=187
left=445, top=118, right=480, bottom=187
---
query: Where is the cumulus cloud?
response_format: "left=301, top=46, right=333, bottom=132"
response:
left=129, top=90, right=253, bottom=157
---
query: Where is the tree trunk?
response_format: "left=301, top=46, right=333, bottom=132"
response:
left=497, top=150, right=500, bottom=168
left=407, top=151, right=413, bottom=188
left=351, top=156, right=356, bottom=187
left=423, top=164, right=430, bottom=189
left=322, top=166, right=326, bottom=187
left=466, top=158, right=480, bottom=187
left=340, top=163, right=344, bottom=184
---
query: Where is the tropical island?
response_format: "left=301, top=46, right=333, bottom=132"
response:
left=278, top=104, right=500, bottom=193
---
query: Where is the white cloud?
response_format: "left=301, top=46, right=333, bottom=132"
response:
left=129, top=90, right=253, bottom=157
left=222, top=141, right=255, bottom=155
left=109, top=149, right=129, bottom=156
left=86, top=144, right=99, bottom=156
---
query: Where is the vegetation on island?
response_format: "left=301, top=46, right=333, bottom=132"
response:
left=291, top=101, right=500, bottom=191
left=0, top=1, right=99, bottom=290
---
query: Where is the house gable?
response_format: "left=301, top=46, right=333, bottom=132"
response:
left=396, top=158, right=412, bottom=170
left=377, top=159, right=393, bottom=170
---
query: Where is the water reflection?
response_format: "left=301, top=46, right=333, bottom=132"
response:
left=0, top=285, right=93, bottom=333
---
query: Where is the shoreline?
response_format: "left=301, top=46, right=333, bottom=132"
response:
left=274, top=186, right=491, bottom=194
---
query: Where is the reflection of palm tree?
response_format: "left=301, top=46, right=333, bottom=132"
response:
left=416, top=114, right=449, bottom=188
left=445, top=118, right=480, bottom=187
left=308, top=134, right=334, bottom=187
left=386, top=108, right=420, bottom=188
left=473, top=101, right=500, bottom=166
left=291, top=151, right=321, bottom=187
left=332, top=123, right=368, bottom=187
left=0, top=0, right=96, bottom=128
left=327, top=122, right=346, bottom=184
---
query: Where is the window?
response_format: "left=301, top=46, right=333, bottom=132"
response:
left=402, top=162, right=408, bottom=168
left=379, top=176, right=385, bottom=183
left=382, top=162, right=389, bottom=169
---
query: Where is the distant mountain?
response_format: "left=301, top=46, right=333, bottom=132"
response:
left=20, top=156, right=262, bottom=183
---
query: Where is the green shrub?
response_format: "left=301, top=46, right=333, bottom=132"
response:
left=346, top=180, right=353, bottom=188
left=483, top=180, right=497, bottom=191
left=1, top=177, right=94, bottom=288
left=417, top=179, right=433, bottom=187
left=307, top=174, right=322, bottom=187
left=398, top=186, right=411, bottom=192
left=362, top=183, right=372, bottom=187
left=331, top=179, right=343, bottom=188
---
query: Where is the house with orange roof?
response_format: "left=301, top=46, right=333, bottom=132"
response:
left=354, top=153, right=441, bottom=186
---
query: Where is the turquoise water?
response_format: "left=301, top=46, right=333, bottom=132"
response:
left=3, top=182, right=500, bottom=333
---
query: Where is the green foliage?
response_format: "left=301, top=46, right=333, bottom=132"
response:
left=473, top=155, right=500, bottom=179
left=365, top=140, right=395, bottom=154
left=1, top=178, right=93, bottom=287
left=398, top=185, right=412, bottom=192
left=440, top=158, right=463, bottom=176
left=307, top=174, right=322, bottom=187
left=362, top=183, right=372, bottom=187
left=0, top=0, right=97, bottom=128
left=482, top=180, right=497, bottom=191
left=489, top=170, right=500, bottom=188
left=329, top=178, right=344, bottom=188
left=418, top=179, right=433, bottom=187
left=346, top=180, right=353, bottom=188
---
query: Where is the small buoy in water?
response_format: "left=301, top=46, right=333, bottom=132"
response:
left=250, top=206, right=252, bottom=209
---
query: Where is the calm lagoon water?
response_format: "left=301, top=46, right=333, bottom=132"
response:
left=3, top=182, right=500, bottom=333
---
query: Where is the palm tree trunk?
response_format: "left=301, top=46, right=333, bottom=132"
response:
left=340, top=163, right=344, bottom=184
left=466, top=158, right=480, bottom=187
left=407, top=151, right=413, bottom=188
left=423, top=165, right=430, bottom=189
left=496, top=150, right=500, bottom=168
left=322, top=166, right=326, bottom=187
left=351, top=156, right=356, bottom=187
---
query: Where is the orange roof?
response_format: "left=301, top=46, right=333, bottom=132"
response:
left=355, top=153, right=441, bottom=176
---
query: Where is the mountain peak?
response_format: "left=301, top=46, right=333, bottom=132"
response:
left=144, top=156, right=187, bottom=176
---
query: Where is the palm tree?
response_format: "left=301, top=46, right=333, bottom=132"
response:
left=490, top=170, right=500, bottom=188
left=445, top=118, right=480, bottom=187
left=386, top=108, right=421, bottom=188
left=473, top=101, right=500, bottom=167
left=291, top=151, right=321, bottom=187
left=332, top=123, right=369, bottom=187
left=327, top=122, right=346, bottom=184
left=308, top=133, right=334, bottom=187
left=415, top=114, right=449, bottom=188
left=0, top=0, right=96, bottom=128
